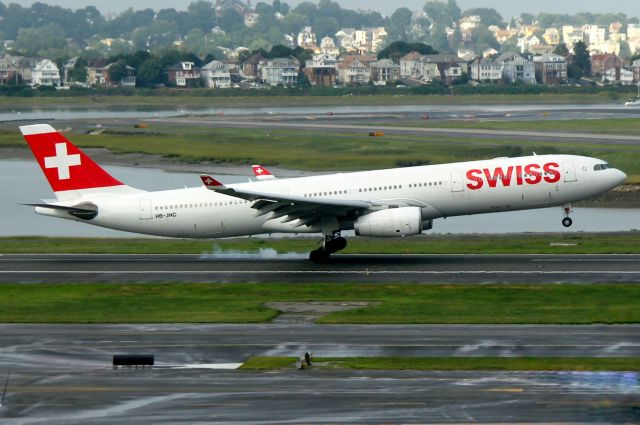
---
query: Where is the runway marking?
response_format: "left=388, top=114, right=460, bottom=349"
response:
left=485, top=388, right=524, bottom=393
left=2, top=270, right=640, bottom=275
left=359, top=402, right=427, bottom=406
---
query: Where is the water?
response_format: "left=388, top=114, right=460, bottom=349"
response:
left=1, top=159, right=638, bottom=238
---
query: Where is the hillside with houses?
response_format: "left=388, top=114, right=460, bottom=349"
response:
left=1, top=0, right=640, bottom=91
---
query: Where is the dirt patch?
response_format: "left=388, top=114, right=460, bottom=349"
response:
left=265, top=301, right=378, bottom=324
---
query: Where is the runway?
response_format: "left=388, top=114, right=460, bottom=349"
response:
left=1, top=324, right=639, bottom=424
left=1, top=253, right=639, bottom=283
left=153, top=115, right=640, bottom=145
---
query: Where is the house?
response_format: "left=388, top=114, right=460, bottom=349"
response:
left=529, top=44, right=554, bottom=56
left=631, top=59, right=640, bottom=83
left=589, top=40, right=621, bottom=55
left=167, top=62, right=201, bottom=87
left=244, top=12, right=259, bottom=27
left=517, top=35, right=540, bottom=53
left=628, top=24, right=640, bottom=40
left=419, top=54, right=466, bottom=84
left=591, top=54, right=623, bottom=78
left=563, top=28, right=585, bottom=47
left=533, top=54, right=567, bottom=84
left=335, top=28, right=357, bottom=52
left=337, top=57, right=371, bottom=85
left=241, top=53, right=265, bottom=80
left=31, top=59, right=61, bottom=87
left=494, top=52, right=536, bottom=84
left=87, top=63, right=135, bottom=87
left=542, top=28, right=560, bottom=45
left=583, top=25, right=606, bottom=44
left=260, top=57, right=299, bottom=86
left=399, top=52, right=464, bottom=83
left=469, top=56, right=502, bottom=82
left=304, top=53, right=337, bottom=87
left=0, top=55, right=19, bottom=85
left=604, top=67, right=633, bottom=84
left=370, top=59, right=400, bottom=85
left=201, top=60, right=231, bottom=88
left=319, top=37, right=339, bottom=56
left=297, top=27, right=317, bottom=50
left=400, top=51, right=424, bottom=79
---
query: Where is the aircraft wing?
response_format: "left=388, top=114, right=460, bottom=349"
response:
left=200, top=175, right=373, bottom=227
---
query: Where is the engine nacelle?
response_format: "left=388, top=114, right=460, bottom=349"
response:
left=354, top=207, right=423, bottom=237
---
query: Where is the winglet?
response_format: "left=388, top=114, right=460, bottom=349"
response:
left=252, top=164, right=276, bottom=180
left=200, top=174, right=225, bottom=190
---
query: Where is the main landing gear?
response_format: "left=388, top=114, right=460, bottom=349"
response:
left=562, top=204, right=573, bottom=228
left=309, top=232, right=347, bottom=262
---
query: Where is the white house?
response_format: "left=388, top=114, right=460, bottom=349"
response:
left=494, top=52, right=536, bottom=84
left=31, top=59, right=61, bottom=87
left=201, top=60, right=231, bottom=88
left=469, top=56, right=502, bottom=82
left=261, top=57, right=299, bottom=86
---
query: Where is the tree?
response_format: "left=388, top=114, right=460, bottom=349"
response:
left=281, top=13, right=309, bottom=34
left=462, top=8, right=504, bottom=27
left=389, top=8, right=413, bottom=41
left=219, top=8, right=244, bottom=33
left=67, top=57, right=88, bottom=83
left=14, top=24, right=66, bottom=56
left=618, top=41, right=631, bottom=60
left=131, top=20, right=179, bottom=51
left=571, top=40, right=591, bottom=78
left=377, top=41, right=438, bottom=62
left=107, top=60, right=128, bottom=85
left=312, top=16, right=339, bottom=39
left=553, top=43, right=569, bottom=57
left=470, top=26, right=499, bottom=53
left=137, top=58, right=164, bottom=87
left=520, top=13, right=535, bottom=25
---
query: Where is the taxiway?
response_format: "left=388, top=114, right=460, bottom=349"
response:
left=1, top=253, right=639, bottom=283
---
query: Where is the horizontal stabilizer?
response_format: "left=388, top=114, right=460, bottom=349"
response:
left=23, top=203, right=98, bottom=219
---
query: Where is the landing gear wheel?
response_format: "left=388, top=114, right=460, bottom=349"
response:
left=309, top=248, right=329, bottom=263
left=562, top=217, right=573, bottom=227
left=325, top=237, right=347, bottom=254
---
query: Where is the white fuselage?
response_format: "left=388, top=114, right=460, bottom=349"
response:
left=36, top=154, right=626, bottom=238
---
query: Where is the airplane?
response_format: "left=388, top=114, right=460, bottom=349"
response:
left=252, top=164, right=276, bottom=181
left=20, top=123, right=627, bottom=262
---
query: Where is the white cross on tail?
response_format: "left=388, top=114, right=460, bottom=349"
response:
left=44, top=142, right=81, bottom=180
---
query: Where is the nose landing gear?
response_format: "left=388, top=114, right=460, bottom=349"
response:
left=562, top=204, right=573, bottom=227
left=309, top=231, right=348, bottom=262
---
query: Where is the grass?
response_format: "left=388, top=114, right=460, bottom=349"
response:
left=240, top=356, right=640, bottom=371
left=0, top=92, right=624, bottom=111
left=412, top=117, right=640, bottom=136
left=1, top=283, right=640, bottom=324
left=1, top=233, right=640, bottom=254
left=4, top=117, right=640, bottom=183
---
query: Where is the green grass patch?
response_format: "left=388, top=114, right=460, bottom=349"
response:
left=3, top=118, right=640, bottom=179
left=1, top=283, right=640, bottom=324
left=0, top=92, right=623, bottom=111
left=240, top=356, right=640, bottom=371
left=1, top=233, right=640, bottom=254
left=422, top=117, right=640, bottom=136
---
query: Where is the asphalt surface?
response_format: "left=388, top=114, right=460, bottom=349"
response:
left=2, top=324, right=640, bottom=370
left=1, top=253, right=639, bottom=283
left=1, top=324, right=639, bottom=424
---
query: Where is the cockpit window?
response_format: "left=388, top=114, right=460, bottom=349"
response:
left=594, top=163, right=609, bottom=171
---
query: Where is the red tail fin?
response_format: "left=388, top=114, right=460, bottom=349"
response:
left=20, top=124, right=139, bottom=200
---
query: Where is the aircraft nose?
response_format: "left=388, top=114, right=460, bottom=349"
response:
left=614, top=169, right=627, bottom=185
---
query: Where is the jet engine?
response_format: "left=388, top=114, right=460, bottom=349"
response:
left=354, top=207, right=423, bottom=237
